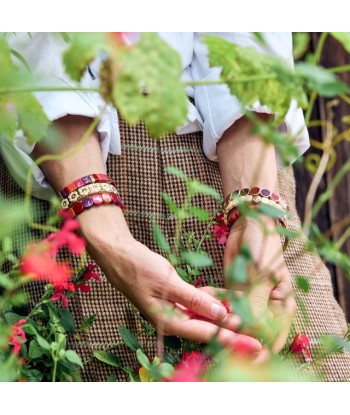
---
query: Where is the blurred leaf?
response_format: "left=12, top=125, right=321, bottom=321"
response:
left=204, top=34, right=307, bottom=121
left=4, top=312, right=23, bottom=325
left=293, top=33, right=310, bottom=60
left=175, top=267, right=190, bottom=283
left=10, top=48, right=31, bottom=73
left=331, top=32, right=350, bottom=54
left=136, top=348, right=151, bottom=370
left=35, top=334, right=50, bottom=352
left=252, top=32, right=265, bottom=44
left=258, top=203, right=287, bottom=218
left=158, top=362, right=174, bottom=378
left=187, top=206, right=210, bottom=222
left=65, top=350, right=84, bottom=368
left=161, top=192, right=180, bottom=214
left=230, top=294, right=254, bottom=327
left=180, top=251, right=213, bottom=268
left=187, top=180, right=221, bottom=200
left=225, top=255, right=247, bottom=284
left=28, top=340, right=44, bottom=359
left=151, top=221, right=170, bottom=253
left=295, top=276, right=310, bottom=293
left=113, top=33, right=188, bottom=137
left=0, top=38, right=49, bottom=143
left=92, top=350, right=120, bottom=368
left=78, top=314, right=96, bottom=332
left=107, top=374, right=117, bottom=382
left=295, top=62, right=349, bottom=97
left=63, top=32, right=107, bottom=81
left=59, top=308, right=75, bottom=334
left=165, top=166, right=188, bottom=181
left=119, top=325, right=140, bottom=351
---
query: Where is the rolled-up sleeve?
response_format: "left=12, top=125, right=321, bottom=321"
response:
left=191, top=32, right=310, bottom=166
left=0, top=32, right=120, bottom=200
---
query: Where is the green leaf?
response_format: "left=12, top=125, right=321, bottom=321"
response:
left=158, top=362, right=174, bottom=378
left=295, top=276, right=310, bottom=293
left=63, top=32, right=107, bottom=81
left=187, top=180, right=221, bottom=200
left=0, top=101, right=17, bottom=139
left=165, top=166, right=188, bottom=181
left=113, top=33, right=188, bottom=137
left=28, top=339, right=44, bottom=359
left=161, top=192, right=180, bottom=214
left=21, top=368, right=43, bottom=382
left=204, top=34, right=307, bottom=121
left=78, top=314, right=97, bottom=332
left=59, top=308, right=75, bottom=334
left=118, top=325, right=140, bottom=351
left=295, top=62, right=349, bottom=97
left=225, top=255, right=247, bottom=284
left=65, top=350, right=84, bottom=368
left=187, top=206, right=210, bottom=222
left=92, top=350, right=120, bottom=368
left=175, top=267, right=190, bottom=283
left=10, top=48, right=31, bottom=73
left=4, top=312, right=23, bottom=325
left=331, top=32, right=350, bottom=54
left=136, top=348, right=151, bottom=370
left=258, top=203, right=287, bottom=218
left=152, top=220, right=170, bottom=253
left=107, top=374, right=117, bottom=382
left=293, top=33, right=310, bottom=60
left=35, top=335, right=50, bottom=352
left=230, top=294, right=254, bottom=327
left=180, top=251, right=213, bottom=268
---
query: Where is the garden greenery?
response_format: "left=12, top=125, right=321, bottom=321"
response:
left=1, top=32, right=350, bottom=381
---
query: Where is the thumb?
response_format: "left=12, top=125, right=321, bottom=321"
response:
left=170, top=279, right=227, bottom=321
left=248, top=282, right=271, bottom=319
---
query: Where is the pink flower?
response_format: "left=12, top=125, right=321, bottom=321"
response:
left=21, top=243, right=71, bottom=286
left=51, top=282, right=75, bottom=308
left=167, top=351, right=206, bottom=382
left=76, top=264, right=101, bottom=293
left=45, top=218, right=85, bottom=256
left=213, top=214, right=230, bottom=245
left=8, top=319, right=27, bottom=355
left=291, top=334, right=312, bottom=359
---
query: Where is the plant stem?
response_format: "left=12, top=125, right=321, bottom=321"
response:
left=52, top=357, right=58, bottom=383
left=0, top=86, right=99, bottom=95
left=328, top=65, right=350, bottom=73
left=196, top=209, right=219, bottom=252
left=173, top=193, right=192, bottom=256
left=314, top=32, right=328, bottom=64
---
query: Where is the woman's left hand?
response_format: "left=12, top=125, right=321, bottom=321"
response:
left=223, top=216, right=296, bottom=354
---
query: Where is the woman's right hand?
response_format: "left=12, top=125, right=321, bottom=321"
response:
left=81, top=206, right=262, bottom=353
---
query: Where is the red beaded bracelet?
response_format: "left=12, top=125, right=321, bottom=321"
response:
left=61, top=192, right=125, bottom=219
left=59, top=173, right=112, bottom=199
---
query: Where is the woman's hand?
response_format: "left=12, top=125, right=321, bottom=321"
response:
left=87, top=223, right=262, bottom=354
left=223, top=216, right=296, bottom=353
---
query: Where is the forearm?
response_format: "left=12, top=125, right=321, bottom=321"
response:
left=33, top=116, right=132, bottom=251
left=217, top=114, right=278, bottom=196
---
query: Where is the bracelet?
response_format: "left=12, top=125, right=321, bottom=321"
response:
left=223, top=187, right=288, bottom=226
left=59, top=173, right=112, bottom=198
left=60, top=192, right=125, bottom=219
left=60, top=182, right=120, bottom=209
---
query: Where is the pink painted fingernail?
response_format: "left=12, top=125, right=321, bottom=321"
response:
left=210, top=303, right=226, bottom=319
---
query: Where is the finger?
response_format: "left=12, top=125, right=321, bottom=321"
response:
left=248, top=282, right=271, bottom=318
left=270, top=296, right=296, bottom=353
left=170, top=278, right=227, bottom=321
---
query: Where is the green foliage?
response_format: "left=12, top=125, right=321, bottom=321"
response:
left=113, top=33, right=188, bottom=137
left=295, top=276, right=310, bottom=294
left=225, top=254, right=248, bottom=284
left=152, top=220, right=170, bottom=253
left=204, top=34, right=307, bottom=122
left=92, top=350, right=120, bottom=368
left=331, top=32, right=350, bottom=53
left=180, top=251, right=213, bottom=268
left=119, top=325, right=140, bottom=351
left=0, top=38, right=49, bottom=143
left=293, top=33, right=311, bottom=60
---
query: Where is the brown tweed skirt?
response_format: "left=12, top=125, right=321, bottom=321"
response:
left=1, top=119, right=350, bottom=381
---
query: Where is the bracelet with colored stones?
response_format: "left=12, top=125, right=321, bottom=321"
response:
left=223, top=186, right=288, bottom=226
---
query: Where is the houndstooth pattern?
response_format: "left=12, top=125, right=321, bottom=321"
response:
left=1, top=118, right=350, bottom=381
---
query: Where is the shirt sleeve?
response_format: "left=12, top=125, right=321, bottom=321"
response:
left=191, top=32, right=310, bottom=166
left=0, top=32, right=121, bottom=201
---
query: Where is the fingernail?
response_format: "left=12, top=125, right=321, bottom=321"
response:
left=210, top=303, right=226, bottom=319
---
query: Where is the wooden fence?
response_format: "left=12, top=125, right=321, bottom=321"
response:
left=294, top=33, right=350, bottom=320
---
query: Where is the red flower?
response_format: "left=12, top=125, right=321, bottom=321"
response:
left=76, top=264, right=101, bottom=293
left=51, top=282, right=75, bottom=308
left=21, top=243, right=71, bottom=285
left=167, top=351, right=206, bottom=382
left=291, top=334, right=312, bottom=359
left=45, top=218, right=85, bottom=256
left=194, top=277, right=204, bottom=287
left=213, top=214, right=230, bottom=245
left=8, top=319, right=27, bottom=355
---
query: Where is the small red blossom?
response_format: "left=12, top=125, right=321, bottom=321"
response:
left=76, top=264, right=101, bottom=293
left=167, top=351, right=206, bottom=382
left=8, top=319, right=27, bottom=355
left=213, top=214, right=230, bottom=245
left=291, top=334, right=312, bottom=359
left=21, top=243, right=71, bottom=285
left=45, top=218, right=85, bottom=256
left=194, top=277, right=204, bottom=287
left=51, top=282, right=75, bottom=308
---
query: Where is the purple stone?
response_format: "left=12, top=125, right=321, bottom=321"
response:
left=82, top=175, right=92, bottom=185
left=260, top=188, right=271, bottom=197
left=60, top=189, right=68, bottom=198
left=82, top=197, right=94, bottom=209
